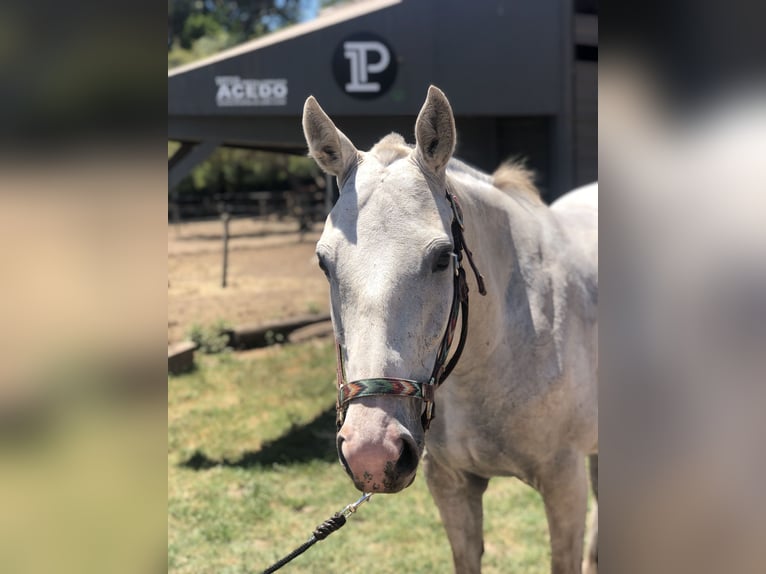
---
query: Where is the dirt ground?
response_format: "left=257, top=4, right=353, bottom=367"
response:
left=168, top=217, right=329, bottom=344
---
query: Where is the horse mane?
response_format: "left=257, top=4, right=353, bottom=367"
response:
left=369, top=135, right=543, bottom=205
left=492, top=159, right=543, bottom=204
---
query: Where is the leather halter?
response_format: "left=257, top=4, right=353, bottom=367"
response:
left=334, top=190, right=487, bottom=431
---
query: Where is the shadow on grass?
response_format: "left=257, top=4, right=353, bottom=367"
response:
left=180, top=406, right=338, bottom=470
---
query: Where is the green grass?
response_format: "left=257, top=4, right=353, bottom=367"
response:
left=168, top=340, right=552, bottom=573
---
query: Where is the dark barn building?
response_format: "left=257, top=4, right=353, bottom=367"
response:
left=168, top=0, right=596, bottom=202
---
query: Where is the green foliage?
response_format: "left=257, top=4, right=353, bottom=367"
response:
left=168, top=30, right=235, bottom=69
left=168, top=0, right=311, bottom=68
left=169, top=145, right=321, bottom=197
left=186, top=319, right=233, bottom=354
left=181, top=12, right=223, bottom=49
left=263, top=330, right=286, bottom=346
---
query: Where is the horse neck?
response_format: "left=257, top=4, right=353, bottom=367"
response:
left=449, top=171, right=553, bottom=283
left=447, top=173, right=559, bottom=367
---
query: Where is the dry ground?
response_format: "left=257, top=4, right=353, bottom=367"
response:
left=168, top=217, right=329, bottom=344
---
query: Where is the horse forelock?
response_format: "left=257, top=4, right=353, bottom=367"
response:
left=369, top=133, right=412, bottom=166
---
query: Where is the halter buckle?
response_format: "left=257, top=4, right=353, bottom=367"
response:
left=422, top=378, right=435, bottom=402
left=422, top=400, right=435, bottom=430
left=447, top=192, right=465, bottom=231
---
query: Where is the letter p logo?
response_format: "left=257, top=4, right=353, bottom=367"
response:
left=344, top=41, right=391, bottom=92
left=333, top=33, right=397, bottom=100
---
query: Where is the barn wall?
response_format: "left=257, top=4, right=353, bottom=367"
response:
left=574, top=59, right=597, bottom=187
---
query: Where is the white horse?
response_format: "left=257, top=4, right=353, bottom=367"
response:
left=302, top=86, right=598, bottom=574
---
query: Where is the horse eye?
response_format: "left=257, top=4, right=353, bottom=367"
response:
left=433, top=250, right=453, bottom=272
left=316, top=254, right=330, bottom=277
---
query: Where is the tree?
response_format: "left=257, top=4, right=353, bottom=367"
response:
left=168, top=0, right=309, bottom=52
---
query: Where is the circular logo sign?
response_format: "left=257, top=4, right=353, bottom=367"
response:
left=332, top=32, right=397, bottom=100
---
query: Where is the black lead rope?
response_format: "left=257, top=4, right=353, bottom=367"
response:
left=261, top=515, right=343, bottom=574
left=261, top=493, right=373, bottom=573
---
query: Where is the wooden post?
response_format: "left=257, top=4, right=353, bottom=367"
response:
left=170, top=188, right=182, bottom=237
left=221, top=212, right=230, bottom=288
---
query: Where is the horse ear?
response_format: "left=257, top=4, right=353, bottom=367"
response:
left=302, top=96, right=359, bottom=179
left=414, top=86, right=456, bottom=175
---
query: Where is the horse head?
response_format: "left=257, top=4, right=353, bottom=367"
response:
left=302, top=86, right=459, bottom=493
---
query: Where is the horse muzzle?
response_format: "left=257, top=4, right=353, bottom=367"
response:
left=336, top=425, right=420, bottom=493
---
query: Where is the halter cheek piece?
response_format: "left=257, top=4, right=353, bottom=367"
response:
left=334, top=190, right=487, bottom=431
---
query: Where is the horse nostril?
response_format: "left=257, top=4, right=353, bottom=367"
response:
left=336, top=436, right=353, bottom=478
left=396, top=437, right=419, bottom=477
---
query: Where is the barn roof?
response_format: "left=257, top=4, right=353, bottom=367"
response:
left=168, top=0, right=593, bottom=198
left=169, top=0, right=403, bottom=78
